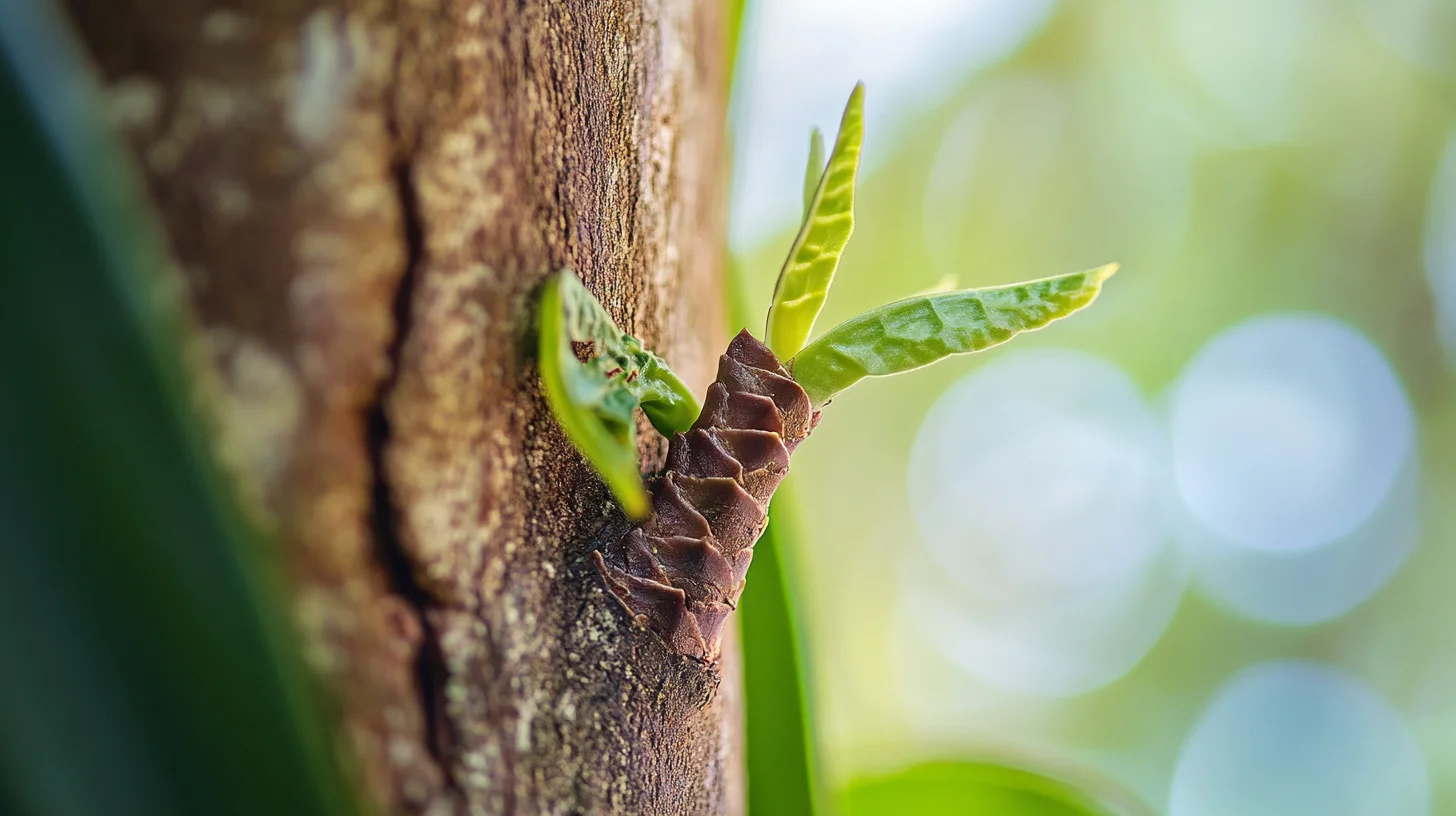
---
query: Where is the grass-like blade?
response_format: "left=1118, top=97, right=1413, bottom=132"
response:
left=0, top=4, right=358, bottom=814
left=842, top=760, right=1154, bottom=816
left=802, top=127, right=826, bottom=217
left=789, top=265, right=1117, bottom=406
left=740, top=487, right=826, bottom=816
left=538, top=270, right=700, bottom=517
left=765, top=83, right=865, bottom=361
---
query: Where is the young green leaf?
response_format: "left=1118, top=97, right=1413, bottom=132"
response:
left=802, top=127, right=825, bottom=217
left=537, top=270, right=701, bottom=518
left=538, top=272, right=649, bottom=518
left=555, top=270, right=700, bottom=438
left=789, top=264, right=1118, bottom=406
left=766, top=82, right=866, bottom=361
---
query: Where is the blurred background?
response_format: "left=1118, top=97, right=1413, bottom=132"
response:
left=730, top=0, right=1456, bottom=813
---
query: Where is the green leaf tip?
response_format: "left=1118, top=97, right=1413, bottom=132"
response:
left=537, top=269, right=701, bottom=518
left=789, top=263, right=1118, bottom=406
left=766, top=81, right=866, bottom=361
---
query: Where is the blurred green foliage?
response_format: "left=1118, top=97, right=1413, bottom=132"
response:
left=842, top=761, right=1151, bottom=816
left=0, top=5, right=356, bottom=814
left=739, top=492, right=825, bottom=816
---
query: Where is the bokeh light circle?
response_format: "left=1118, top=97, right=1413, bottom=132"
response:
left=1170, top=314, right=1413, bottom=555
left=1167, top=0, right=1323, bottom=143
left=1169, top=661, right=1430, bottom=816
left=1351, top=0, right=1456, bottom=80
left=904, top=349, right=1184, bottom=697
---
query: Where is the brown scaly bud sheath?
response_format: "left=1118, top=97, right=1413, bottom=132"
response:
left=594, top=329, right=820, bottom=662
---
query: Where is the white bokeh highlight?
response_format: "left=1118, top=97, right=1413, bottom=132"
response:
left=1423, top=130, right=1456, bottom=364
left=1167, top=0, right=1322, bottom=143
left=1169, top=314, right=1419, bottom=624
left=1351, top=0, right=1456, bottom=80
left=1169, top=661, right=1430, bottom=816
left=904, top=350, right=1184, bottom=697
left=730, top=0, right=1058, bottom=250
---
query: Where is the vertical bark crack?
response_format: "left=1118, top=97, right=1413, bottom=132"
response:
left=366, top=155, right=459, bottom=795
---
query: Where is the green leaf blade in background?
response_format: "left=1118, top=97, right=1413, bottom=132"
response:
left=842, top=760, right=1154, bottom=816
left=0, top=4, right=357, bottom=815
left=739, top=489, right=825, bottom=816
left=790, top=264, right=1118, bottom=406
left=765, top=82, right=866, bottom=361
left=802, top=127, right=826, bottom=217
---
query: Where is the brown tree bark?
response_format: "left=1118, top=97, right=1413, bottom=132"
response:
left=61, top=0, right=734, bottom=813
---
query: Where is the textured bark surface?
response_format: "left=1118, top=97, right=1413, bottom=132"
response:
left=63, top=0, right=733, bottom=813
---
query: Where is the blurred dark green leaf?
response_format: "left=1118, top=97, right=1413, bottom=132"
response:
left=740, top=488, right=826, bottom=816
left=0, top=5, right=357, bottom=815
left=842, top=760, right=1153, bottom=816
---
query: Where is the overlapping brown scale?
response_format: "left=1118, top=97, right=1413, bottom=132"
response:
left=710, top=428, right=788, bottom=474
left=710, top=428, right=789, bottom=502
left=689, top=599, right=734, bottom=653
left=722, top=547, right=754, bottom=587
left=665, top=429, right=743, bottom=480
left=644, top=533, right=737, bottom=601
left=643, top=476, right=713, bottom=540
left=694, top=384, right=783, bottom=436
left=667, top=473, right=765, bottom=549
left=724, top=328, right=786, bottom=372
left=714, top=354, right=812, bottom=444
left=621, top=531, right=669, bottom=584
left=595, top=330, right=816, bottom=664
left=593, top=551, right=708, bottom=659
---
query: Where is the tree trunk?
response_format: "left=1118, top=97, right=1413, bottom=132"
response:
left=61, top=0, right=734, bottom=813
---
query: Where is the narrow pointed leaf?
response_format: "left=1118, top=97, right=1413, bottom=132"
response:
left=766, top=82, right=865, bottom=360
left=789, top=264, right=1118, bottom=405
left=802, top=127, right=825, bottom=217
left=740, top=489, right=826, bottom=816
left=537, top=270, right=700, bottom=518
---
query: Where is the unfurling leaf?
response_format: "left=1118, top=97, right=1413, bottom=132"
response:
left=766, top=82, right=865, bottom=361
left=789, top=264, right=1118, bottom=406
left=537, top=270, right=700, bottom=518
